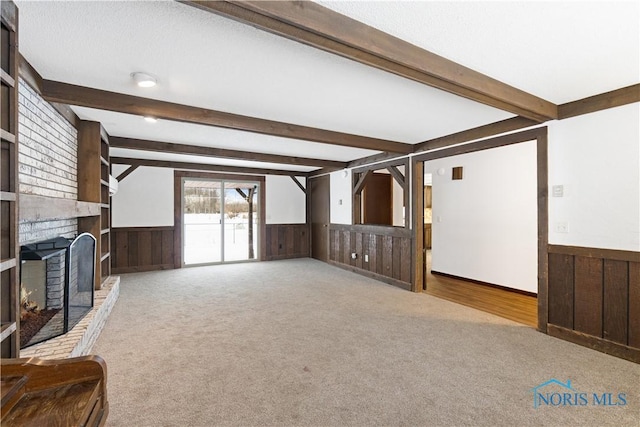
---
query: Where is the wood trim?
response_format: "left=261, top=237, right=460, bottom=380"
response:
left=330, top=223, right=411, bottom=239
left=347, top=151, right=402, bottom=169
left=352, top=170, right=370, bottom=196
left=18, top=54, right=43, bottom=94
left=411, top=159, right=423, bottom=292
left=414, top=116, right=538, bottom=153
left=352, top=157, right=409, bottom=174
left=19, top=195, right=101, bottom=222
left=183, top=1, right=557, bottom=121
left=110, top=136, right=347, bottom=169
left=289, top=176, right=306, bottom=194
left=414, top=127, right=543, bottom=163
left=547, top=324, right=640, bottom=364
left=111, top=156, right=307, bottom=177
left=430, top=270, right=538, bottom=298
left=41, top=80, right=412, bottom=154
left=386, top=165, right=405, bottom=187
left=537, top=130, right=549, bottom=334
left=115, top=165, right=139, bottom=182
left=112, top=264, right=175, bottom=274
left=548, top=244, right=640, bottom=263
left=558, top=84, right=640, bottom=120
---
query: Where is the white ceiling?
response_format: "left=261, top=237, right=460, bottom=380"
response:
left=14, top=1, right=639, bottom=173
left=319, top=0, right=640, bottom=104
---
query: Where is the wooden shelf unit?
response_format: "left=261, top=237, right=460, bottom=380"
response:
left=1, top=0, right=20, bottom=358
left=77, top=121, right=111, bottom=289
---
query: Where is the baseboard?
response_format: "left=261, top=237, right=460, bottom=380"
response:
left=265, top=254, right=308, bottom=262
left=112, top=264, right=175, bottom=274
left=547, top=324, right=640, bottom=364
left=430, top=270, right=537, bottom=298
left=329, top=261, right=411, bottom=291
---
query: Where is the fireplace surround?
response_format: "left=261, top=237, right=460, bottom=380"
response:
left=20, top=233, right=96, bottom=348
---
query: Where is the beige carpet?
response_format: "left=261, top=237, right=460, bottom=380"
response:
left=93, top=259, right=639, bottom=426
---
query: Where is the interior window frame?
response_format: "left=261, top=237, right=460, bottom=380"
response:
left=352, top=158, right=410, bottom=230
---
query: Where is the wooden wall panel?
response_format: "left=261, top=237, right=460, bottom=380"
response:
left=548, top=253, right=574, bottom=329
left=573, top=256, right=603, bottom=337
left=547, top=245, right=640, bottom=362
left=629, top=262, right=640, bottom=348
left=603, top=259, right=628, bottom=345
left=328, top=224, right=411, bottom=290
left=112, top=227, right=175, bottom=274
left=264, top=224, right=309, bottom=261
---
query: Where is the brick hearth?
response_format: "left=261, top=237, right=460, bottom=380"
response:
left=20, top=276, right=120, bottom=359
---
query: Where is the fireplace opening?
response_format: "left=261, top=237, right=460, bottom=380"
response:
left=20, top=233, right=96, bottom=348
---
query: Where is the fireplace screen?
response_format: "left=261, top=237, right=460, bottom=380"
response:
left=20, top=233, right=96, bottom=348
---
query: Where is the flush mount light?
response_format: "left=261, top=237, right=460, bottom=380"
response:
left=131, top=72, right=157, bottom=88
left=144, top=116, right=158, bottom=123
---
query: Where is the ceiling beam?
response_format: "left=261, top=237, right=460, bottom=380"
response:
left=182, top=1, right=557, bottom=122
left=41, top=80, right=413, bottom=154
left=110, top=156, right=308, bottom=177
left=115, top=165, right=140, bottom=182
left=110, top=136, right=347, bottom=169
left=557, top=84, right=640, bottom=119
left=414, top=116, right=538, bottom=153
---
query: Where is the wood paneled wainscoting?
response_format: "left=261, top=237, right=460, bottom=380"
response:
left=329, top=224, right=411, bottom=290
left=112, top=227, right=175, bottom=274
left=265, top=224, right=309, bottom=261
left=547, top=245, right=640, bottom=363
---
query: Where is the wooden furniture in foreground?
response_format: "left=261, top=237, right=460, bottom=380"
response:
left=1, top=356, right=108, bottom=426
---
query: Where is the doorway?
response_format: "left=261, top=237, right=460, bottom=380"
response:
left=174, top=172, right=265, bottom=267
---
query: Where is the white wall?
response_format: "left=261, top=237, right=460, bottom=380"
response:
left=111, top=165, right=174, bottom=227
left=548, top=103, right=640, bottom=251
left=426, top=141, right=538, bottom=293
left=392, top=175, right=404, bottom=226
left=111, top=167, right=308, bottom=227
left=265, top=175, right=306, bottom=224
left=330, top=170, right=352, bottom=224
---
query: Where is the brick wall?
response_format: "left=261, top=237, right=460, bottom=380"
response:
left=17, top=79, right=78, bottom=245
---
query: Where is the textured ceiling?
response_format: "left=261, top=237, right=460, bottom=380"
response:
left=319, top=0, right=640, bottom=104
left=13, top=1, right=639, bottom=173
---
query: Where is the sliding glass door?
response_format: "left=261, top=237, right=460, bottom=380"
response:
left=183, top=178, right=259, bottom=265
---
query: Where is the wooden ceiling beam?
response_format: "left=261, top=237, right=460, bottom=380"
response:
left=182, top=1, right=557, bottom=122
left=110, top=156, right=309, bottom=177
left=41, top=80, right=412, bottom=154
left=557, top=84, right=640, bottom=119
left=109, top=136, right=347, bottom=169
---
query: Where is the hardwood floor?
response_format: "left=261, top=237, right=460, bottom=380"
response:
left=423, top=251, right=537, bottom=327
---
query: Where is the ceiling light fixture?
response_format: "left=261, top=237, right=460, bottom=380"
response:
left=131, top=72, right=157, bottom=88
left=144, top=116, right=158, bottom=123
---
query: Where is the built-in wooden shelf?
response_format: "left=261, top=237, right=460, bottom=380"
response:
left=1, top=322, right=17, bottom=342
left=0, top=129, right=16, bottom=143
left=0, top=68, right=15, bottom=87
left=1, top=0, right=21, bottom=358
left=0, top=258, right=17, bottom=273
left=0, top=191, right=17, bottom=201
